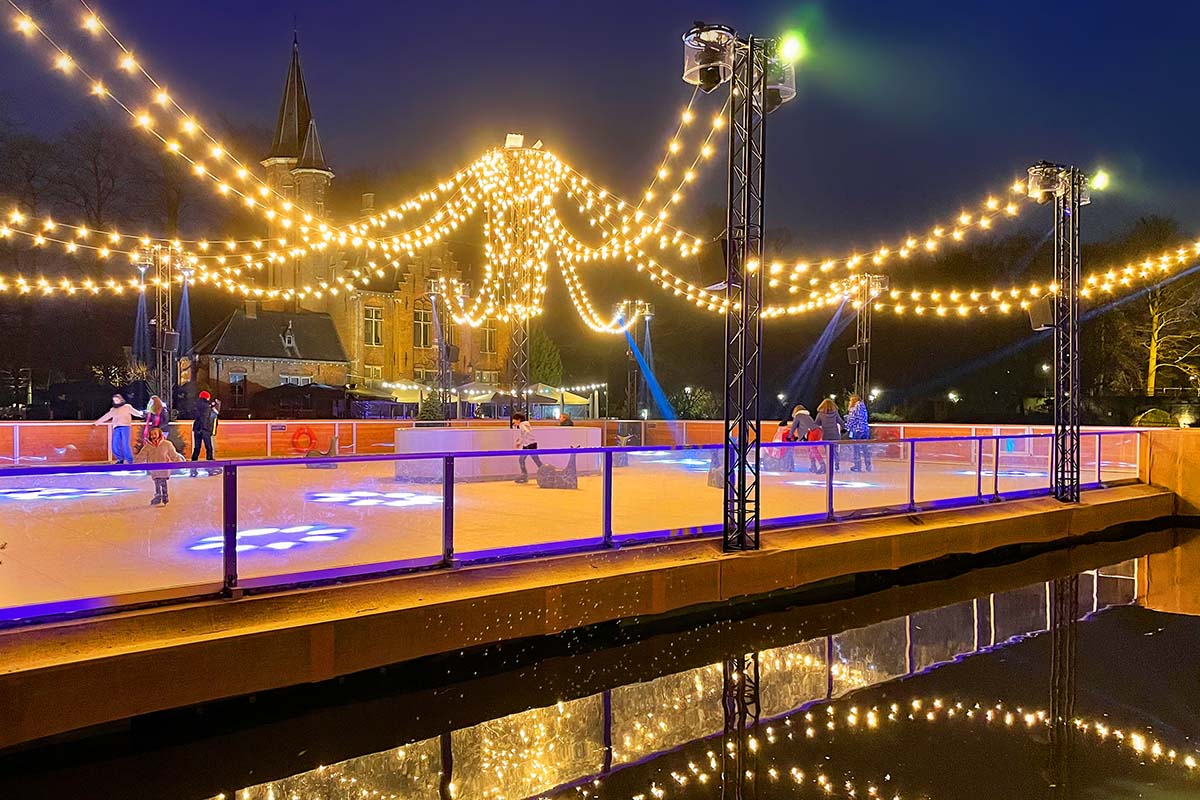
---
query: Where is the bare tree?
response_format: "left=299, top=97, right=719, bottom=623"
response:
left=0, top=133, right=55, bottom=215
left=1140, top=278, right=1200, bottom=393
left=48, top=117, right=140, bottom=229
left=1084, top=217, right=1200, bottom=395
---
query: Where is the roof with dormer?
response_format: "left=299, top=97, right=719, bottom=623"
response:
left=195, top=308, right=348, bottom=363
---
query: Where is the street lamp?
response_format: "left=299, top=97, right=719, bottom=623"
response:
left=948, top=391, right=961, bottom=404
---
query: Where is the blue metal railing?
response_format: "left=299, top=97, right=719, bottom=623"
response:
left=0, top=430, right=1141, bottom=625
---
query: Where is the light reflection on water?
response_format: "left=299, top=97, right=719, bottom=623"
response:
left=206, top=557, right=1200, bottom=800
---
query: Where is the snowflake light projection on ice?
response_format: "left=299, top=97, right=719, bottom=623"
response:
left=187, top=524, right=351, bottom=553
left=306, top=490, right=443, bottom=508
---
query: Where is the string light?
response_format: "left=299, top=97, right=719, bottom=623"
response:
left=870, top=238, right=1200, bottom=318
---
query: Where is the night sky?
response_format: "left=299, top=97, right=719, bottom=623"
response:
left=2, top=0, right=1199, bottom=403
left=4, top=1, right=1199, bottom=242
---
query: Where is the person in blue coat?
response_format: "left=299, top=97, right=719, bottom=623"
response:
left=846, top=394, right=872, bottom=472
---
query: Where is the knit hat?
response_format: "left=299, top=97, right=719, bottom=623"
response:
left=199, top=390, right=211, bottom=400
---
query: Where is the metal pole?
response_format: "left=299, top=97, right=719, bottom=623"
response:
left=602, top=450, right=614, bottom=548
left=907, top=439, right=917, bottom=511
left=12, top=424, right=19, bottom=466
left=1095, top=432, right=1103, bottom=485
left=825, top=442, right=835, bottom=521
left=975, top=435, right=984, bottom=503
left=442, top=455, right=455, bottom=567
left=222, top=464, right=241, bottom=598
left=993, top=436, right=1001, bottom=501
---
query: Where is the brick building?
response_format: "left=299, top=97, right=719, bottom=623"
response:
left=195, top=35, right=508, bottom=414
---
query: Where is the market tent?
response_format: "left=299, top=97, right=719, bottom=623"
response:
left=526, top=383, right=590, bottom=406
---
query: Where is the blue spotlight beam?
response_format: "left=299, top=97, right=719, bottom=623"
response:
left=624, top=326, right=676, bottom=419
left=785, top=299, right=852, bottom=404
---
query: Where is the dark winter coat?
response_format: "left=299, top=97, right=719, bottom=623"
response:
left=815, top=410, right=846, bottom=441
left=192, top=398, right=214, bottom=433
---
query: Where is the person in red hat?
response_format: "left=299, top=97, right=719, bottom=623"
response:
left=191, top=390, right=217, bottom=466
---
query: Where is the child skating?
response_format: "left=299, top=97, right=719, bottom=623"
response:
left=135, top=427, right=186, bottom=506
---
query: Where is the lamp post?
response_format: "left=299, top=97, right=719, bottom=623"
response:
left=1027, top=161, right=1090, bottom=503
left=683, top=22, right=797, bottom=551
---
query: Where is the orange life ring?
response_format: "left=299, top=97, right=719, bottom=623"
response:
left=291, top=426, right=317, bottom=452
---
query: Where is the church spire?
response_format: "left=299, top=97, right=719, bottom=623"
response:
left=266, top=33, right=313, bottom=160
left=296, top=119, right=331, bottom=173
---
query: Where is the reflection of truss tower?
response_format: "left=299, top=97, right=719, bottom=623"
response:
left=850, top=274, right=888, bottom=400
left=1048, top=575, right=1079, bottom=798
left=722, top=653, right=760, bottom=800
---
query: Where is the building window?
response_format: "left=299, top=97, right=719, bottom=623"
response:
left=364, top=306, right=383, bottom=348
left=364, top=364, right=383, bottom=387
left=481, top=317, right=497, bottom=354
left=229, top=371, right=247, bottom=408
left=413, top=304, right=433, bottom=349
left=414, top=367, right=438, bottom=384
left=475, top=369, right=500, bottom=383
left=280, top=374, right=312, bottom=386
left=443, top=318, right=459, bottom=348
left=425, top=271, right=442, bottom=295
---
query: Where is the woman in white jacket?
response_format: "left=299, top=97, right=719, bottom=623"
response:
left=94, top=392, right=143, bottom=465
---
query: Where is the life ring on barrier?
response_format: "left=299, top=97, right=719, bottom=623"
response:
left=291, top=426, right=317, bottom=453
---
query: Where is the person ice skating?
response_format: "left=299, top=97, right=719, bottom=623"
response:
left=769, top=419, right=795, bottom=472
left=847, top=393, right=873, bottom=472
left=94, top=392, right=143, bottom=465
left=815, top=398, right=847, bottom=472
left=136, top=427, right=185, bottom=506
left=191, top=390, right=216, bottom=463
left=789, top=404, right=825, bottom=473
left=512, top=410, right=543, bottom=483
left=141, top=395, right=170, bottom=447
left=559, top=412, right=574, bottom=426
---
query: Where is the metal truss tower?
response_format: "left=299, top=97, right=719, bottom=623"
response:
left=851, top=274, right=888, bottom=400
left=144, top=245, right=176, bottom=401
left=721, top=35, right=769, bottom=551
left=1029, top=162, right=1087, bottom=503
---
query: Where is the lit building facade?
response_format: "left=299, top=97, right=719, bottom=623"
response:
left=195, top=36, right=508, bottom=414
